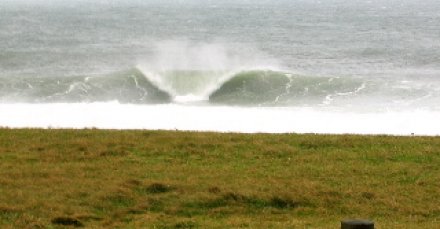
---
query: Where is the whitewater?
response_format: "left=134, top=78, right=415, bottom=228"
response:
left=1, top=0, right=440, bottom=135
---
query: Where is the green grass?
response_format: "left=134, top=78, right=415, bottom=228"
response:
left=0, top=129, right=439, bottom=228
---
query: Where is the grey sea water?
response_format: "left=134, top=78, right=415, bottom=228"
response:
left=1, top=0, right=440, bottom=134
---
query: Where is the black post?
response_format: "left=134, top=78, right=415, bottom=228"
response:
left=341, top=219, right=374, bottom=229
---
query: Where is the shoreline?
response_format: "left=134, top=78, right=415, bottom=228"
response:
left=0, top=127, right=432, bottom=137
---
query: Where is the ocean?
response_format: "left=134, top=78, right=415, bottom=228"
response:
left=1, top=0, right=440, bottom=135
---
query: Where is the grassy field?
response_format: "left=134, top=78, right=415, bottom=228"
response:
left=0, top=129, right=439, bottom=228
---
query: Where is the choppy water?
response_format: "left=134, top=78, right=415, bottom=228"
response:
left=1, top=0, right=440, bottom=134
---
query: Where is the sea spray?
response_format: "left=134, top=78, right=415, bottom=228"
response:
left=135, top=41, right=283, bottom=102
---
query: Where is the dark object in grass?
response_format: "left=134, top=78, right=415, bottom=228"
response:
left=341, top=219, right=374, bottom=229
left=146, top=183, right=173, bottom=194
left=51, top=217, right=84, bottom=227
left=208, top=186, right=221, bottom=194
left=221, top=192, right=299, bottom=209
left=222, top=192, right=247, bottom=202
left=270, top=196, right=298, bottom=209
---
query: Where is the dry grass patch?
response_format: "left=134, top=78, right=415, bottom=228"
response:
left=0, top=129, right=439, bottom=228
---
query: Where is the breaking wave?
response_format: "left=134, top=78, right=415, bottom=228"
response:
left=0, top=68, right=172, bottom=104
left=0, top=67, right=373, bottom=106
left=208, top=70, right=365, bottom=106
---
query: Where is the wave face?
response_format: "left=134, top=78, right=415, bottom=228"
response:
left=0, top=69, right=171, bottom=103
left=209, top=70, right=365, bottom=106
left=2, top=67, right=440, bottom=110
left=0, top=68, right=366, bottom=106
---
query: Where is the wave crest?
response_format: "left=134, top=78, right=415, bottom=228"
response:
left=0, top=67, right=367, bottom=106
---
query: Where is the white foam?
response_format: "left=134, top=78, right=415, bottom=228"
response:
left=173, top=94, right=207, bottom=103
left=1, top=103, right=439, bottom=136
